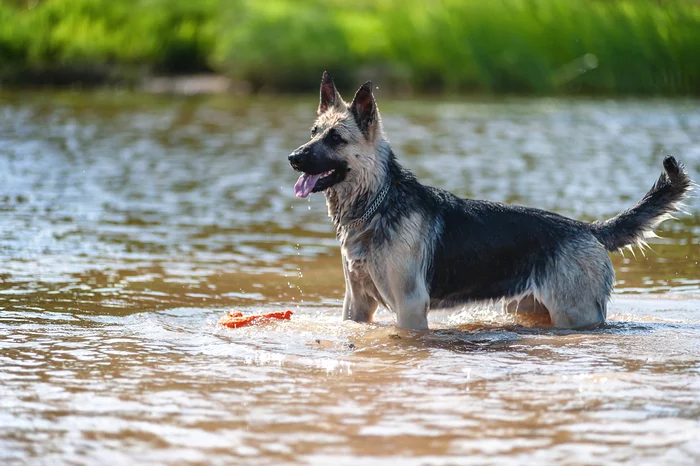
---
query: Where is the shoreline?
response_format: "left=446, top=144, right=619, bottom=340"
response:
left=3, top=73, right=700, bottom=98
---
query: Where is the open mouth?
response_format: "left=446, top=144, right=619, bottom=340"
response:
left=294, top=169, right=336, bottom=198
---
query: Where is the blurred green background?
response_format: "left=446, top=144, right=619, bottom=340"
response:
left=1, top=0, right=699, bottom=94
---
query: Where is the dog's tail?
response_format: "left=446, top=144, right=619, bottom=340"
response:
left=589, top=156, right=692, bottom=252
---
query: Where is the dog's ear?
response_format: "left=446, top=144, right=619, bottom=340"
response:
left=319, top=71, right=342, bottom=114
left=350, top=81, right=377, bottom=137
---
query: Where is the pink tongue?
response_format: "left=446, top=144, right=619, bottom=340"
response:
left=294, top=173, right=322, bottom=198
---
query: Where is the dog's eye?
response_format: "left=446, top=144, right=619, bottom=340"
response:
left=327, top=130, right=345, bottom=145
left=310, top=126, right=318, bottom=137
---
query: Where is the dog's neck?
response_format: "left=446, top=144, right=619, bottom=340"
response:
left=325, top=139, right=394, bottom=234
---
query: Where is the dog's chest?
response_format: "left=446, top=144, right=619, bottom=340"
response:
left=342, top=249, right=367, bottom=274
left=340, top=236, right=373, bottom=273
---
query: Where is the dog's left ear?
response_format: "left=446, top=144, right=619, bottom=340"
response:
left=319, top=71, right=342, bottom=115
left=350, top=81, right=377, bottom=137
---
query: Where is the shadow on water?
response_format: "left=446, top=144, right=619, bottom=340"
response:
left=342, top=319, right=700, bottom=356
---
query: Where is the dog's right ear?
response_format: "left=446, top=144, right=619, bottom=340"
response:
left=319, top=71, right=342, bottom=114
left=350, top=81, right=377, bottom=137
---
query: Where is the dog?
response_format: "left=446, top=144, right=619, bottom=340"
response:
left=288, top=72, right=692, bottom=330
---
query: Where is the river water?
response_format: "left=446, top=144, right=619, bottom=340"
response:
left=1, top=92, right=699, bottom=465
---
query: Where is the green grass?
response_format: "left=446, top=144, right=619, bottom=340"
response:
left=1, top=0, right=699, bottom=94
left=0, top=0, right=218, bottom=78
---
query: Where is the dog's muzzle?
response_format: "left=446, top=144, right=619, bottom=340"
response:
left=288, top=148, right=308, bottom=171
left=288, top=143, right=345, bottom=198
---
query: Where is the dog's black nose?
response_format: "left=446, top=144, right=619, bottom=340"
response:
left=288, top=149, right=305, bottom=170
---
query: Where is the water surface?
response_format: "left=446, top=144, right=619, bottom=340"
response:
left=1, top=92, right=699, bottom=465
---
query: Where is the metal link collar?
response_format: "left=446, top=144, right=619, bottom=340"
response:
left=342, top=183, right=390, bottom=230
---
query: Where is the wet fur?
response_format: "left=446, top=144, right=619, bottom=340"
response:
left=289, top=72, right=693, bottom=330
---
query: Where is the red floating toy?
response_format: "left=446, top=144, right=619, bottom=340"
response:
left=219, top=310, right=293, bottom=328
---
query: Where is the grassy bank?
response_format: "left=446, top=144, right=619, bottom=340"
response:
left=1, top=0, right=699, bottom=94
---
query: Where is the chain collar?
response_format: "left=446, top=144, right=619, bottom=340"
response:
left=341, top=183, right=390, bottom=230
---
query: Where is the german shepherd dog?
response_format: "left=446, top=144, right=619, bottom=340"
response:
left=288, top=72, right=692, bottom=330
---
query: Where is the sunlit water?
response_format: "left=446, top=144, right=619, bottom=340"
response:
left=1, top=91, right=699, bottom=465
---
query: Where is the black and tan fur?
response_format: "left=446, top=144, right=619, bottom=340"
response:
left=288, top=72, right=693, bottom=330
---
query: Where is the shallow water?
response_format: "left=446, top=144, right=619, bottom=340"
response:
left=1, top=91, right=699, bottom=465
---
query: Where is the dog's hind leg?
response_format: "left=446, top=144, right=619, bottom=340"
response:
left=503, top=294, right=549, bottom=315
left=536, top=237, right=614, bottom=329
left=545, top=297, right=608, bottom=329
left=503, top=294, right=553, bottom=326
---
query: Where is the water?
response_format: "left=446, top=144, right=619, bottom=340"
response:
left=1, top=91, right=699, bottom=465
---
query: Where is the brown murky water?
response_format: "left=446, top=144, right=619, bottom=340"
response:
left=1, top=91, right=699, bottom=465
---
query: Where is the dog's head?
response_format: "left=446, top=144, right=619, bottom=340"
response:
left=289, top=72, right=384, bottom=198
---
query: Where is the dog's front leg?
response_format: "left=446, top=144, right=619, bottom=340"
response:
left=342, top=288, right=378, bottom=323
left=394, top=287, right=430, bottom=330
left=371, top=257, right=430, bottom=330
left=341, top=256, right=378, bottom=323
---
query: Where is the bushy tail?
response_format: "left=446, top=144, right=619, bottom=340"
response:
left=590, top=156, right=692, bottom=252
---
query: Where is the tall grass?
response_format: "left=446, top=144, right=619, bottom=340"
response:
left=1, top=0, right=699, bottom=94
left=0, top=0, right=218, bottom=79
